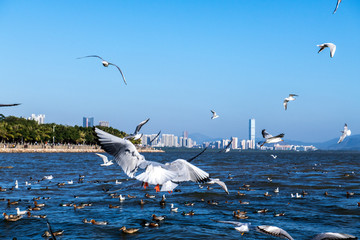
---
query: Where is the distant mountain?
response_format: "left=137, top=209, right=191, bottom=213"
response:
left=315, top=134, right=360, bottom=150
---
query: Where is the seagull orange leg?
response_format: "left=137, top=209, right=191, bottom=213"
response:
left=154, top=184, right=160, bottom=192
left=143, top=182, right=148, bottom=189
left=168, top=191, right=173, bottom=194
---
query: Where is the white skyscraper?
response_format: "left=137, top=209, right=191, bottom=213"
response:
left=29, top=114, right=45, bottom=124
left=249, top=118, right=255, bottom=149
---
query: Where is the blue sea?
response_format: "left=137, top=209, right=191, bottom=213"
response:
left=0, top=151, right=359, bottom=239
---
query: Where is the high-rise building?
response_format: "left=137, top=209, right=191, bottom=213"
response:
left=183, top=131, right=188, bottom=139
left=99, top=121, right=109, bottom=127
left=29, top=114, right=45, bottom=124
left=231, top=137, right=238, bottom=149
left=83, top=117, right=94, bottom=128
left=249, top=118, right=255, bottom=149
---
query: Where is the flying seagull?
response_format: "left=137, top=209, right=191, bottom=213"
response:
left=283, top=94, right=298, bottom=111
left=219, top=139, right=233, bottom=153
left=0, top=103, right=21, bottom=107
left=211, top=110, right=219, bottom=119
left=95, top=128, right=228, bottom=194
left=124, top=118, right=150, bottom=140
left=259, top=129, right=284, bottom=147
left=149, top=131, right=161, bottom=145
left=311, top=232, right=357, bottom=240
left=317, top=43, right=336, bottom=58
left=77, top=55, right=127, bottom=85
left=338, top=123, right=351, bottom=144
left=95, top=153, right=114, bottom=166
left=333, top=0, right=342, bottom=14
left=210, top=219, right=251, bottom=233
left=256, top=226, right=294, bottom=240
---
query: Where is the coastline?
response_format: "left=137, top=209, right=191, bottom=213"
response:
left=0, top=144, right=164, bottom=153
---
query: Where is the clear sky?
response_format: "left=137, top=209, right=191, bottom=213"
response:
left=1, top=0, right=359, bottom=142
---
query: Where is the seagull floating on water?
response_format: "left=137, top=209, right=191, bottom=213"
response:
left=95, top=128, right=228, bottom=193
left=124, top=118, right=150, bottom=140
left=96, top=153, right=114, bottom=166
left=210, top=110, right=219, bottom=119
left=283, top=94, right=298, bottom=111
left=317, top=43, right=336, bottom=58
left=259, top=130, right=285, bottom=147
left=338, top=123, right=351, bottom=144
left=333, top=0, right=342, bottom=14
left=270, top=154, right=277, bottom=159
left=77, top=55, right=127, bottom=85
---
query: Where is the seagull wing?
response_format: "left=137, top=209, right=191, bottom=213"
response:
left=262, top=129, right=273, bottom=139
left=211, top=110, right=216, bottom=114
left=225, top=139, right=233, bottom=149
left=134, top=118, right=150, bottom=134
left=256, top=225, right=294, bottom=240
left=95, top=153, right=109, bottom=164
left=270, top=133, right=285, bottom=140
left=0, top=103, right=21, bottom=107
left=283, top=100, right=288, bottom=110
left=311, top=232, right=357, bottom=240
left=149, top=131, right=161, bottom=144
left=289, top=94, right=298, bottom=97
left=343, top=123, right=348, bottom=132
left=337, top=132, right=347, bottom=143
left=317, top=44, right=327, bottom=53
left=108, top=62, right=127, bottom=85
left=208, top=178, right=229, bottom=194
left=77, top=55, right=104, bottom=61
left=166, top=159, right=210, bottom=183
left=210, top=219, right=248, bottom=227
left=95, top=128, right=146, bottom=178
left=333, top=0, right=342, bottom=14
left=46, top=220, right=57, bottom=240
left=328, top=43, right=336, bottom=58
left=187, top=147, right=208, bottom=163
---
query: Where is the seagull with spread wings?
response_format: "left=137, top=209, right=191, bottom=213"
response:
left=124, top=118, right=150, bottom=140
left=259, top=130, right=285, bottom=147
left=77, top=55, right=127, bottom=85
left=317, top=43, right=336, bottom=58
left=283, top=94, right=298, bottom=111
left=95, top=153, right=114, bottom=166
left=95, top=128, right=228, bottom=194
left=338, top=123, right=351, bottom=144
left=211, top=110, right=219, bottom=119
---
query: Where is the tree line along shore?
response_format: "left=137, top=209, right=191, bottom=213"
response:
left=0, top=115, right=163, bottom=153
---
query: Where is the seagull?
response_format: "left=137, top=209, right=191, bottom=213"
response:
left=283, top=94, right=298, bottom=111
left=211, top=110, right=219, bottom=119
left=256, top=225, right=294, bottom=240
left=15, top=207, right=27, bottom=216
left=338, top=123, right=351, bottom=144
left=333, top=0, right=342, bottom=14
left=149, top=131, right=161, bottom=145
left=95, top=128, right=228, bottom=193
left=210, top=219, right=251, bottom=233
left=311, top=232, right=357, bottom=240
left=219, top=139, right=233, bottom=153
left=317, top=43, right=336, bottom=58
left=77, top=55, right=127, bottom=85
left=124, top=118, right=150, bottom=140
left=0, top=103, right=21, bottom=107
left=259, top=130, right=285, bottom=147
left=270, top=154, right=277, bottom=159
left=95, top=153, right=114, bottom=166
left=43, top=175, right=53, bottom=180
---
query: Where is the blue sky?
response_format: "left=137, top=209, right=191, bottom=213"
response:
left=1, top=0, right=359, bottom=142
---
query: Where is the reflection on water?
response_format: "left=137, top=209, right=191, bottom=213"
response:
left=0, top=151, right=359, bottom=239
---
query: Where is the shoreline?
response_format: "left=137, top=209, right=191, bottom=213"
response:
left=0, top=146, right=164, bottom=153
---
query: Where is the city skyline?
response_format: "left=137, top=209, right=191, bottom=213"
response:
left=1, top=1, right=360, bottom=142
